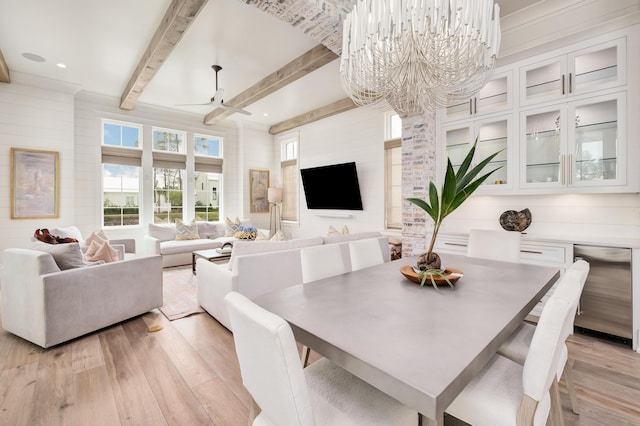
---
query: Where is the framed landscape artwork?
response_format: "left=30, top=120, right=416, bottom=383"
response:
left=249, top=169, right=269, bottom=213
left=10, top=147, right=60, bottom=219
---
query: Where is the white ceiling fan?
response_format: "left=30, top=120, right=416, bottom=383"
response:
left=176, top=65, right=251, bottom=115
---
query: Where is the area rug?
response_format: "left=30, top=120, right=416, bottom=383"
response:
left=159, top=266, right=205, bottom=321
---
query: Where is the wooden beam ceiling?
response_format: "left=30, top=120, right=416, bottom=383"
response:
left=269, top=97, right=357, bottom=135
left=203, top=45, right=338, bottom=125
left=119, top=0, right=209, bottom=110
left=0, top=49, right=10, bottom=83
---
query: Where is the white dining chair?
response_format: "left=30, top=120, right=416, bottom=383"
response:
left=467, top=228, right=522, bottom=263
left=498, top=259, right=590, bottom=417
left=224, top=291, right=419, bottom=426
left=349, top=238, right=384, bottom=271
left=446, top=296, right=574, bottom=426
left=300, top=244, right=349, bottom=284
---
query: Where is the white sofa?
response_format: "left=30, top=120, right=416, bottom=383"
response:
left=1, top=248, right=163, bottom=348
left=197, top=233, right=389, bottom=330
left=144, top=220, right=268, bottom=268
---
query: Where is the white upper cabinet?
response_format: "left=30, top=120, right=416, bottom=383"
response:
left=520, top=38, right=626, bottom=107
left=443, top=70, right=513, bottom=122
left=442, top=113, right=514, bottom=193
left=520, top=92, right=626, bottom=190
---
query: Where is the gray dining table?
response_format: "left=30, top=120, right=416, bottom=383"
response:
left=253, top=253, right=561, bottom=425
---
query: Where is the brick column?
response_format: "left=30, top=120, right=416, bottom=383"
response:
left=401, top=111, right=437, bottom=257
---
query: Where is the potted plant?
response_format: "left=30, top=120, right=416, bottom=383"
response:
left=406, top=137, right=502, bottom=290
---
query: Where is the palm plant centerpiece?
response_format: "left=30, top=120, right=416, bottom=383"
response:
left=407, top=137, right=503, bottom=287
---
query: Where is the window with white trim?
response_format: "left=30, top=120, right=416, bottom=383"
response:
left=152, top=127, right=186, bottom=224
left=101, top=119, right=142, bottom=227
left=385, top=113, right=402, bottom=230
left=194, top=133, right=223, bottom=222
left=280, top=135, right=298, bottom=222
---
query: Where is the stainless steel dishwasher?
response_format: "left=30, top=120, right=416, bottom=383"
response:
left=573, top=244, right=632, bottom=340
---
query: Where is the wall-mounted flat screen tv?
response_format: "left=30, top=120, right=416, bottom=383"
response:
left=300, top=162, right=363, bottom=210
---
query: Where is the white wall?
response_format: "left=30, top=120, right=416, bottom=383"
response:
left=0, top=73, right=78, bottom=263
left=282, top=106, right=387, bottom=238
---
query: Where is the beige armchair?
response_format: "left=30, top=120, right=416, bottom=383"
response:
left=1, top=248, right=162, bottom=348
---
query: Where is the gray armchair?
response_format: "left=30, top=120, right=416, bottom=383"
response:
left=1, top=248, right=162, bottom=348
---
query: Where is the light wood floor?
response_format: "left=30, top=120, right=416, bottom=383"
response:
left=1, top=278, right=639, bottom=425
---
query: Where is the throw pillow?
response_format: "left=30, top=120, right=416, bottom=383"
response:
left=234, top=225, right=257, bottom=240
left=196, top=221, right=218, bottom=239
left=85, top=241, right=119, bottom=263
left=270, top=230, right=286, bottom=241
left=33, top=242, right=86, bottom=270
left=255, top=231, right=269, bottom=241
left=225, top=216, right=241, bottom=236
left=327, top=225, right=349, bottom=236
left=175, top=219, right=200, bottom=240
left=50, top=226, right=85, bottom=244
left=85, top=230, right=108, bottom=246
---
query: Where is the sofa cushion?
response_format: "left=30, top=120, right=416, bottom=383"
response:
left=271, top=230, right=286, bottom=241
left=175, top=219, right=200, bottom=240
left=33, top=242, right=86, bottom=270
left=159, top=238, right=221, bottom=255
left=148, top=223, right=176, bottom=242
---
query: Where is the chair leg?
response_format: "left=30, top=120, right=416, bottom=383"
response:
left=301, top=345, right=311, bottom=367
left=563, top=358, right=579, bottom=414
left=549, top=379, right=565, bottom=426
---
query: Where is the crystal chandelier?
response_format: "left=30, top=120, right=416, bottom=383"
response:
left=340, top=0, right=502, bottom=115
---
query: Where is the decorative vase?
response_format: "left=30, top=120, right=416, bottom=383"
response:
left=499, top=208, right=532, bottom=232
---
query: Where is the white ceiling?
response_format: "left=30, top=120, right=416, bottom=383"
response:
left=0, top=0, right=541, bottom=127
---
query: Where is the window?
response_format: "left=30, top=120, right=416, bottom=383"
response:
left=194, top=134, right=222, bottom=157
left=153, top=127, right=185, bottom=153
left=194, top=133, right=223, bottom=221
left=385, top=113, right=402, bottom=229
left=153, top=167, right=184, bottom=224
left=101, top=119, right=142, bottom=227
left=103, top=164, right=140, bottom=226
left=280, top=135, right=298, bottom=222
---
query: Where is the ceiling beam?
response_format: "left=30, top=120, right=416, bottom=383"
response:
left=119, top=0, right=209, bottom=110
left=0, top=49, right=10, bottom=83
left=203, top=45, right=338, bottom=125
left=269, top=97, right=357, bottom=135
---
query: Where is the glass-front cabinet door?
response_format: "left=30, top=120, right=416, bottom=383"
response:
left=521, top=106, right=566, bottom=188
left=443, top=115, right=512, bottom=191
left=521, top=92, right=625, bottom=190
left=444, top=71, right=512, bottom=122
left=569, top=92, right=625, bottom=187
left=520, top=37, right=626, bottom=107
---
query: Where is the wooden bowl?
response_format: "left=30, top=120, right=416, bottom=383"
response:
left=399, top=265, right=464, bottom=286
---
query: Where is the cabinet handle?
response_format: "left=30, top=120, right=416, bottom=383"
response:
left=569, top=72, right=573, bottom=93
left=568, top=154, right=573, bottom=185
left=474, top=97, right=478, bottom=114
left=444, top=242, right=468, bottom=247
left=469, top=99, right=473, bottom=115
left=561, top=154, right=566, bottom=185
left=562, top=74, right=566, bottom=95
left=520, top=249, right=544, bottom=255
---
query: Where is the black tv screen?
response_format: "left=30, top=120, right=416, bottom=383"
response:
left=300, top=162, right=363, bottom=210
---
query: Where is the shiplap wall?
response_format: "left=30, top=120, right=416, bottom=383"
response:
left=0, top=73, right=77, bottom=264
left=282, top=106, right=387, bottom=238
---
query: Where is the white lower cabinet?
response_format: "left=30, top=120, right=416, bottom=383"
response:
left=433, top=234, right=574, bottom=319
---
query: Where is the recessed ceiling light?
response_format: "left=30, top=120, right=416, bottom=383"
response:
left=56, top=63, right=66, bottom=68
left=22, top=52, right=46, bottom=62
left=263, top=113, right=269, bottom=117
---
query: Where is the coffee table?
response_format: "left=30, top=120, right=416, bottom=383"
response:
left=192, top=248, right=231, bottom=273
